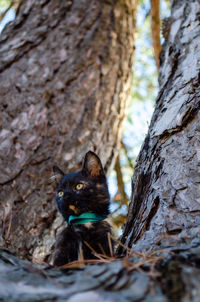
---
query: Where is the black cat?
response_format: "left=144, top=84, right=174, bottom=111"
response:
left=52, top=151, right=113, bottom=266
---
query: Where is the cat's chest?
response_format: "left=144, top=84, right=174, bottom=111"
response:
left=70, top=223, right=95, bottom=238
left=68, top=220, right=111, bottom=241
left=74, top=222, right=93, bottom=230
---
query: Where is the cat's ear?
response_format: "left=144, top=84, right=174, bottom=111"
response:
left=82, top=151, right=104, bottom=178
left=51, top=166, right=65, bottom=183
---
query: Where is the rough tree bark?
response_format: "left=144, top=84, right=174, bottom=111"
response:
left=119, top=0, right=200, bottom=255
left=0, top=0, right=137, bottom=260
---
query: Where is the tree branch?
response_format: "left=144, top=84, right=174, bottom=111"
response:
left=121, top=141, right=135, bottom=170
left=114, top=154, right=129, bottom=205
left=150, top=0, right=161, bottom=71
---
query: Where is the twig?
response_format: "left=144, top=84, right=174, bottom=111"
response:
left=78, top=244, right=85, bottom=266
left=5, top=208, right=13, bottom=241
left=121, top=141, right=135, bottom=170
left=110, top=234, right=141, bottom=258
left=107, top=232, right=113, bottom=257
left=98, top=243, right=106, bottom=256
left=114, top=154, right=129, bottom=205
left=83, top=240, right=106, bottom=261
left=127, top=256, right=163, bottom=273
left=60, top=258, right=114, bottom=269
left=150, top=0, right=162, bottom=71
left=111, top=204, right=123, bottom=215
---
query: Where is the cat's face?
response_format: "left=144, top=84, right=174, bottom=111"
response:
left=53, top=151, right=110, bottom=221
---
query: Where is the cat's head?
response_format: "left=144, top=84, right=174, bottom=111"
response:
left=53, top=151, right=110, bottom=222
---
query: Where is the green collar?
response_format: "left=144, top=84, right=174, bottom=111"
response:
left=68, top=212, right=104, bottom=225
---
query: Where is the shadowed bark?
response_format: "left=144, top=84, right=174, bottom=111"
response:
left=0, top=0, right=137, bottom=260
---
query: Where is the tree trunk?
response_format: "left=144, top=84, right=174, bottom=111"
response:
left=0, top=0, right=137, bottom=260
left=119, top=0, right=200, bottom=254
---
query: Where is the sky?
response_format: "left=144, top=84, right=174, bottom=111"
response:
left=0, top=8, right=15, bottom=33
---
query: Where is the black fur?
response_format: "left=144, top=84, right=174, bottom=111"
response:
left=53, top=151, right=113, bottom=266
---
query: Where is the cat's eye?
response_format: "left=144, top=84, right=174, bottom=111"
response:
left=76, top=183, right=83, bottom=190
left=58, top=191, right=64, bottom=197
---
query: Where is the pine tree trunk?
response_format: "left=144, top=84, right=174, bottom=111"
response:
left=119, top=0, right=200, bottom=255
left=0, top=0, right=137, bottom=260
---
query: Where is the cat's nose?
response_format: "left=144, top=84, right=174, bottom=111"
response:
left=63, top=192, right=72, bottom=199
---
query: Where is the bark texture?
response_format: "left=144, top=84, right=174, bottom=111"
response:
left=119, top=0, right=200, bottom=254
left=2, top=243, right=200, bottom=302
left=0, top=0, right=137, bottom=260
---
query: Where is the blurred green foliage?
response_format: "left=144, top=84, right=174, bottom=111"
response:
left=0, top=0, right=11, bottom=13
